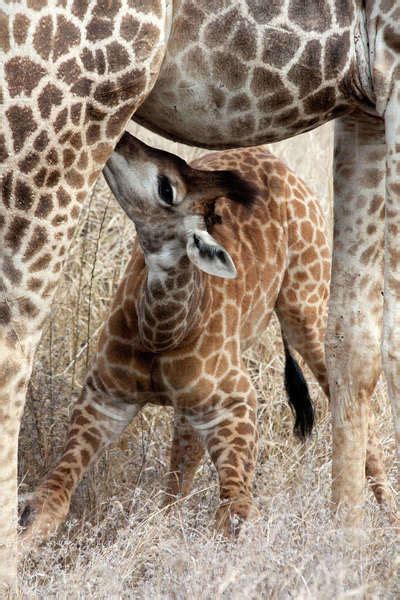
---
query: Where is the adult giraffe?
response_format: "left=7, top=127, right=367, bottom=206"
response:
left=1, top=0, right=399, bottom=593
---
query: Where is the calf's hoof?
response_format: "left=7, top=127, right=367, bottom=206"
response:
left=215, top=498, right=260, bottom=537
left=18, top=493, right=68, bottom=549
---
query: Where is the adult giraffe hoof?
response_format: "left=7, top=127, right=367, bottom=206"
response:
left=215, top=499, right=260, bottom=537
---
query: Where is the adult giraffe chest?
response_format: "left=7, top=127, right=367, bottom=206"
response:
left=135, top=0, right=372, bottom=148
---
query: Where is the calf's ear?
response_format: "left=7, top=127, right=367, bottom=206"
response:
left=186, top=229, right=237, bottom=279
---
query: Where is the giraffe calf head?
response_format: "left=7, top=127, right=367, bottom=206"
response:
left=103, top=132, right=258, bottom=279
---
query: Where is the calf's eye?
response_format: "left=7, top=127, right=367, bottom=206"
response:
left=158, top=175, right=174, bottom=205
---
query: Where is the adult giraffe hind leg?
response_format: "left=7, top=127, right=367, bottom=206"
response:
left=327, top=112, right=396, bottom=527
left=382, top=77, right=400, bottom=515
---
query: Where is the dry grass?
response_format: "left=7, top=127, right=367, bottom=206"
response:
left=18, top=124, right=399, bottom=598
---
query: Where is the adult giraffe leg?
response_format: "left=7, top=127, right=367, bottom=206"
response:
left=20, top=374, right=142, bottom=545
left=327, top=112, right=387, bottom=527
left=382, top=83, right=400, bottom=502
left=0, top=231, right=96, bottom=590
left=0, top=335, right=39, bottom=593
left=0, top=2, right=169, bottom=586
left=163, top=413, right=205, bottom=505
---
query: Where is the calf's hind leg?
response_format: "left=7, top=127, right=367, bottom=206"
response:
left=163, top=413, right=205, bottom=505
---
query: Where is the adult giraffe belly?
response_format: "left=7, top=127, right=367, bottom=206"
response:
left=135, top=0, right=363, bottom=148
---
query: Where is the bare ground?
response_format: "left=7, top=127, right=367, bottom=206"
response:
left=18, top=124, right=399, bottom=599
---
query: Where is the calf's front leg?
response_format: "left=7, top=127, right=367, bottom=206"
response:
left=185, top=369, right=259, bottom=536
left=20, top=371, right=142, bottom=545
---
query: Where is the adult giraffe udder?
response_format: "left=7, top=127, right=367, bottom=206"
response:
left=135, top=0, right=370, bottom=148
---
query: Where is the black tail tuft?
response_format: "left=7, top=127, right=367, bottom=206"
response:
left=283, top=340, right=314, bottom=439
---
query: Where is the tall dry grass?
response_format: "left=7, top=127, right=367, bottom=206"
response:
left=19, top=124, right=399, bottom=598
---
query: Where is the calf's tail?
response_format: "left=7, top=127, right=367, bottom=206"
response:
left=282, top=336, right=314, bottom=439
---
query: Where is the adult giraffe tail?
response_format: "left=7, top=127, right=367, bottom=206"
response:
left=282, top=336, right=314, bottom=439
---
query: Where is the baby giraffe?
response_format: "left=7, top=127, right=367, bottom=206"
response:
left=20, top=133, right=395, bottom=541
